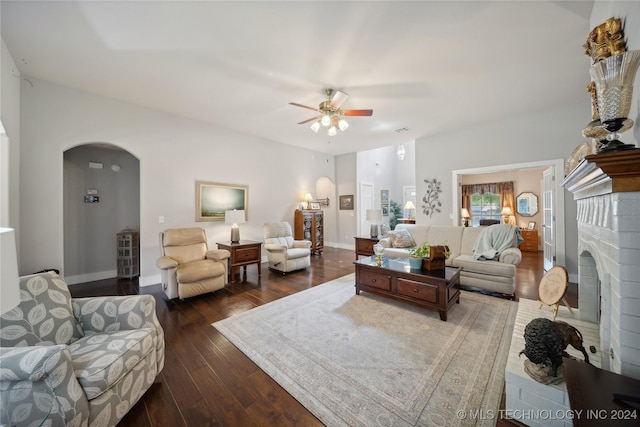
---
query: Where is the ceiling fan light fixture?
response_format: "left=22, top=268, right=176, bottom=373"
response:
left=328, top=126, right=337, bottom=136
left=310, top=121, right=321, bottom=133
left=338, top=118, right=349, bottom=131
left=321, top=115, right=331, bottom=127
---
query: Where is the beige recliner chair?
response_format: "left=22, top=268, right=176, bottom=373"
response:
left=157, top=227, right=230, bottom=299
left=263, top=222, right=311, bottom=273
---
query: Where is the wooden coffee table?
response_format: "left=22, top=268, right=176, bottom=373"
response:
left=354, top=256, right=461, bottom=321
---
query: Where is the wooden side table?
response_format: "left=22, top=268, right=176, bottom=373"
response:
left=354, top=237, right=379, bottom=260
left=216, top=240, right=262, bottom=282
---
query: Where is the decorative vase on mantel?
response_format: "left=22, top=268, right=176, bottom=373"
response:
left=589, top=50, right=640, bottom=153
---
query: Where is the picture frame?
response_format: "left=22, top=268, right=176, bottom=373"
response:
left=339, top=195, right=354, bottom=210
left=382, top=204, right=389, bottom=216
left=381, top=189, right=389, bottom=205
left=310, top=202, right=321, bottom=210
left=196, top=181, right=248, bottom=222
left=527, top=221, right=536, bottom=230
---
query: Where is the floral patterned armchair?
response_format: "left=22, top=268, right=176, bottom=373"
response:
left=0, top=271, right=165, bottom=426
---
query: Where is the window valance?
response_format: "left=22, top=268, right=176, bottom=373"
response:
left=461, top=181, right=514, bottom=196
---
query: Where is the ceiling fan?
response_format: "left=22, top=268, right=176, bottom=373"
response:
left=289, top=88, right=373, bottom=136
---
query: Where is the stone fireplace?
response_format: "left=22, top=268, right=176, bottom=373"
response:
left=505, top=149, right=640, bottom=426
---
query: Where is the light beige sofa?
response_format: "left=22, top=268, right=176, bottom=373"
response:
left=378, top=224, right=522, bottom=297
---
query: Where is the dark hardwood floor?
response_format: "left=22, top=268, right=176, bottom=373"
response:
left=69, top=248, right=575, bottom=426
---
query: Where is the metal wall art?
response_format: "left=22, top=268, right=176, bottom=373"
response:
left=421, top=178, right=442, bottom=218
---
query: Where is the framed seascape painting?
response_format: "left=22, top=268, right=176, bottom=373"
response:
left=196, top=181, right=248, bottom=221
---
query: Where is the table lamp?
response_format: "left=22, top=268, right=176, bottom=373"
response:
left=404, top=201, right=416, bottom=219
left=304, top=193, right=313, bottom=209
left=461, top=208, right=471, bottom=227
left=225, top=210, right=245, bottom=243
left=366, top=209, right=383, bottom=238
left=501, top=206, right=514, bottom=224
left=1, top=228, right=20, bottom=314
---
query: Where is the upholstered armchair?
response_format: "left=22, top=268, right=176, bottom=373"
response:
left=0, top=271, right=165, bottom=426
left=263, top=222, right=311, bottom=273
left=157, top=227, right=230, bottom=299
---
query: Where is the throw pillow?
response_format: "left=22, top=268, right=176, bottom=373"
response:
left=388, top=229, right=416, bottom=248
left=0, top=271, right=84, bottom=347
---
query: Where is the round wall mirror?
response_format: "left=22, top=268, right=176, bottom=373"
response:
left=516, top=192, right=538, bottom=216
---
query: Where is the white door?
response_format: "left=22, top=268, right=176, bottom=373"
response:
left=359, top=182, right=374, bottom=237
left=543, top=167, right=555, bottom=271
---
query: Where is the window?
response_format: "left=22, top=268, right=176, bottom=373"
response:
left=470, top=192, right=501, bottom=226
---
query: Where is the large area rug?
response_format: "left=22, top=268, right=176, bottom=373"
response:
left=213, top=274, right=517, bottom=426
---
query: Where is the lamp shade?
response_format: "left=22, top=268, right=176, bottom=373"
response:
left=1, top=228, right=20, bottom=314
left=501, top=206, right=514, bottom=216
left=461, top=208, right=471, bottom=219
left=225, top=210, right=245, bottom=225
left=304, top=193, right=313, bottom=202
left=404, top=201, right=415, bottom=210
left=366, top=209, right=382, bottom=221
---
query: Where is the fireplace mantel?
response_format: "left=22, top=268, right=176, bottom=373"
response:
left=562, top=148, right=640, bottom=199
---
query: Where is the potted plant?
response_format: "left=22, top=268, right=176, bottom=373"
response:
left=408, top=243, right=430, bottom=269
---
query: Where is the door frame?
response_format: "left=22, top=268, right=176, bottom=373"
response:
left=452, top=159, right=566, bottom=269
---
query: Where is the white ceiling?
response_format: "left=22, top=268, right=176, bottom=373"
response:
left=1, top=1, right=594, bottom=155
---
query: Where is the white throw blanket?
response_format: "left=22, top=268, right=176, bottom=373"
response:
left=473, top=224, right=523, bottom=260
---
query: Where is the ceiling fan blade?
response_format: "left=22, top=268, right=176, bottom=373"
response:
left=289, top=102, right=319, bottom=112
left=329, top=89, right=349, bottom=109
left=298, top=116, right=320, bottom=125
left=343, top=109, right=373, bottom=117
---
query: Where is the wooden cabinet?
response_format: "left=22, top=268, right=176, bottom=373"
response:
left=294, top=210, right=323, bottom=255
left=519, top=229, right=538, bottom=252
left=117, top=230, right=139, bottom=278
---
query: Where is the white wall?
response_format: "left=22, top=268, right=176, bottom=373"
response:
left=355, top=141, right=416, bottom=228
left=19, top=78, right=336, bottom=286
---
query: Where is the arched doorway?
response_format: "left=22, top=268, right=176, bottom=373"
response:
left=63, top=143, right=140, bottom=284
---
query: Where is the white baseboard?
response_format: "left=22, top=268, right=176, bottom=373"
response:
left=65, top=269, right=117, bottom=285
left=140, top=274, right=161, bottom=287
left=332, top=242, right=354, bottom=251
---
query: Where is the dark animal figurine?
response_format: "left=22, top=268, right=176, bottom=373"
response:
left=520, top=318, right=592, bottom=378
left=519, top=318, right=564, bottom=377
left=554, top=320, right=591, bottom=365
